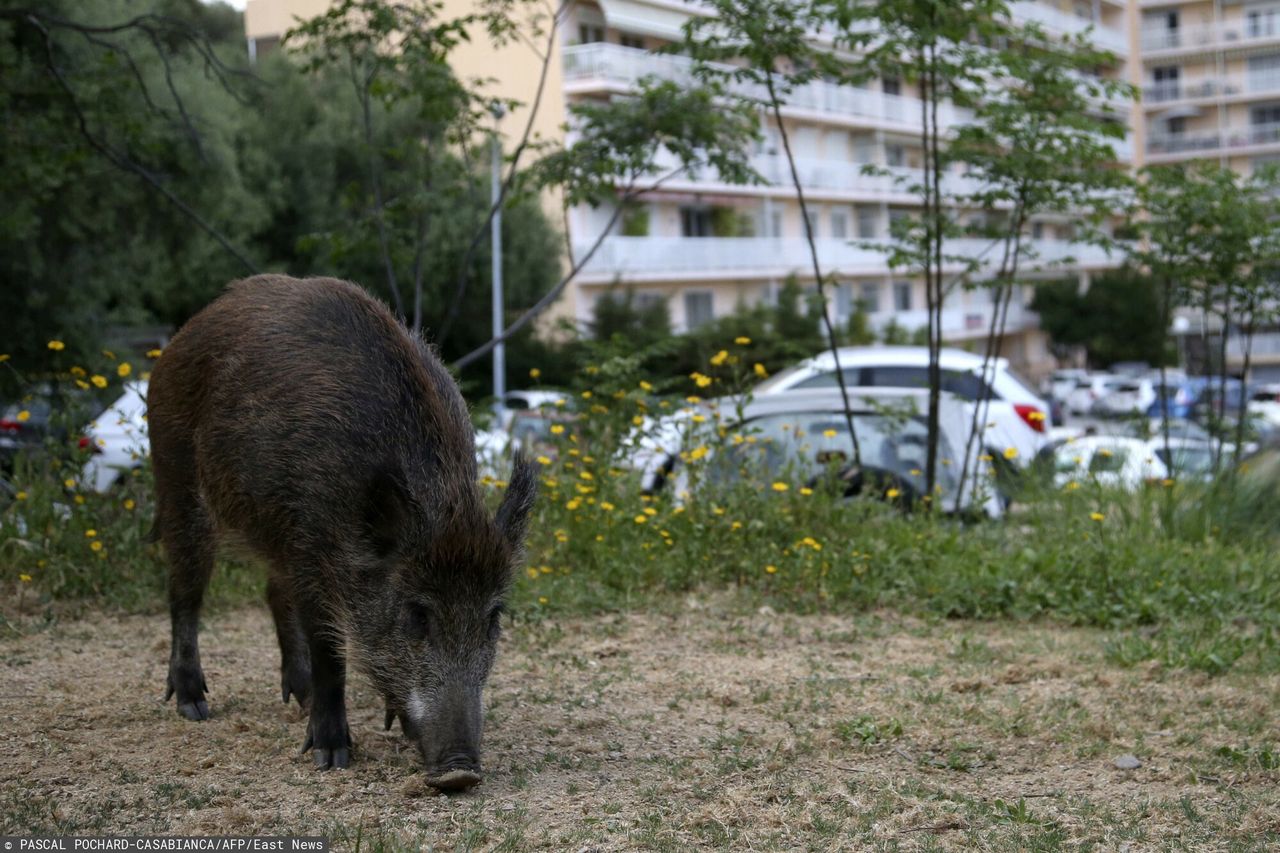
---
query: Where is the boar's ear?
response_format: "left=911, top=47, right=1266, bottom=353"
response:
left=365, top=467, right=414, bottom=558
left=495, top=454, right=538, bottom=552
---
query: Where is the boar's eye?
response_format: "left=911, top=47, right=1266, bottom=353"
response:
left=402, top=601, right=431, bottom=642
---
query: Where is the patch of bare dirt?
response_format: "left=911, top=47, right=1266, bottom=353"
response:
left=1, top=605, right=1278, bottom=850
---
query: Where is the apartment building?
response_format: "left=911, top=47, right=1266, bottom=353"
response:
left=245, top=0, right=1134, bottom=377
left=1137, top=0, right=1280, bottom=379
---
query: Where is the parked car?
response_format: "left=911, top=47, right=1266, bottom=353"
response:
left=491, top=389, right=569, bottom=432
left=1248, top=383, right=1280, bottom=427
left=80, top=381, right=150, bottom=492
left=653, top=388, right=1004, bottom=517
left=1148, top=376, right=1249, bottom=422
left=1049, top=435, right=1214, bottom=489
left=1064, top=374, right=1123, bottom=417
left=750, top=346, right=1051, bottom=467
left=1042, top=368, right=1089, bottom=403
left=1094, top=378, right=1158, bottom=417
left=0, top=384, right=104, bottom=471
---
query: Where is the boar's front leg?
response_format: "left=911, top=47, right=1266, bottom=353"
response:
left=266, top=573, right=311, bottom=708
left=299, top=614, right=351, bottom=770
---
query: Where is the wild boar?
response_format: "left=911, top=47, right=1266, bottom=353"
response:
left=147, top=274, right=536, bottom=791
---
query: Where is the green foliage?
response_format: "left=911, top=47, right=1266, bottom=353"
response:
left=1030, top=270, right=1175, bottom=368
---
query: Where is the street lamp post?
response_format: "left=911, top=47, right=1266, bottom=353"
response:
left=490, top=101, right=506, bottom=401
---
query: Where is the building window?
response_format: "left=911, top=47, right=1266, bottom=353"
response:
left=684, top=291, right=714, bottom=329
left=857, top=207, right=878, bottom=239
left=830, top=210, right=849, bottom=240
left=578, top=23, right=605, bottom=43
left=882, top=75, right=901, bottom=96
left=1252, top=103, right=1280, bottom=126
left=619, top=33, right=644, bottom=49
left=893, top=281, right=913, bottom=312
left=804, top=210, right=820, bottom=239
left=1166, top=116, right=1186, bottom=136
left=770, top=210, right=783, bottom=237
left=1031, top=221, right=1045, bottom=240
left=1152, top=65, right=1180, bottom=100
left=1249, top=8, right=1280, bottom=38
left=835, top=283, right=853, bottom=320
left=860, top=283, right=882, bottom=313
left=885, top=144, right=906, bottom=167
left=680, top=207, right=714, bottom=237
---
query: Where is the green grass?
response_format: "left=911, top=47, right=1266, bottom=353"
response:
left=5, top=355, right=1280, bottom=677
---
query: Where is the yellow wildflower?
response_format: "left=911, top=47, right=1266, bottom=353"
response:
left=579, top=470, right=594, bottom=481
left=16, top=410, right=30, bottom=423
left=85, top=529, right=97, bottom=538
left=771, top=482, right=789, bottom=492
left=690, top=372, right=713, bottom=388
left=634, top=514, right=648, bottom=524
left=565, top=498, right=582, bottom=511
left=526, top=567, right=539, bottom=579
left=1161, top=478, right=1174, bottom=488
left=822, top=429, right=837, bottom=438
left=63, top=478, right=75, bottom=489
left=117, top=362, right=132, bottom=378
left=47, top=340, right=65, bottom=351
left=529, top=368, right=541, bottom=379
left=764, top=565, right=777, bottom=574
left=799, top=487, right=813, bottom=496
left=633, top=415, right=644, bottom=426
left=600, top=501, right=615, bottom=512
left=15, top=491, right=27, bottom=501
left=639, top=380, right=653, bottom=392
left=90, top=541, right=103, bottom=552
left=69, top=366, right=86, bottom=377
left=90, top=375, right=107, bottom=389
left=734, top=336, right=751, bottom=345
left=689, top=446, right=709, bottom=461
left=0, top=354, right=8, bottom=363
left=1002, top=447, right=1018, bottom=460
left=19, top=573, right=32, bottom=583
left=550, top=424, right=565, bottom=435
left=538, top=596, right=549, bottom=605
left=643, top=507, right=658, bottom=516
left=753, top=363, right=768, bottom=378
left=147, top=349, right=163, bottom=358
left=123, top=499, right=135, bottom=510
left=886, top=488, right=901, bottom=499
left=710, top=350, right=729, bottom=367
left=536, top=455, right=552, bottom=466
left=581, top=390, right=593, bottom=399
left=1090, top=512, right=1105, bottom=522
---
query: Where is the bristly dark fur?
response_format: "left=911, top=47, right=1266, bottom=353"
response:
left=147, top=274, right=536, bottom=786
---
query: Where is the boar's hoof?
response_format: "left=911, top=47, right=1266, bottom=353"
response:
left=313, top=747, right=350, bottom=770
left=176, top=699, right=211, bottom=721
left=164, top=675, right=210, bottom=721
left=425, top=769, right=483, bottom=792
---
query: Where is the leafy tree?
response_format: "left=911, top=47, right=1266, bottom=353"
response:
left=1030, top=271, right=1173, bottom=369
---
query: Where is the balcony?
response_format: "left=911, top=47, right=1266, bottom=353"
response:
left=562, top=42, right=972, bottom=133
left=1227, top=331, right=1280, bottom=361
left=573, top=236, right=1120, bottom=284
left=1144, top=72, right=1280, bottom=105
left=1009, top=1, right=1127, bottom=54
left=1141, top=21, right=1280, bottom=55
left=1147, top=122, right=1280, bottom=157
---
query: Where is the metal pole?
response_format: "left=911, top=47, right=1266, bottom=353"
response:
left=490, top=103, right=506, bottom=401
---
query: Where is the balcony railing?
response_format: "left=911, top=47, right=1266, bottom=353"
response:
left=1227, top=331, right=1280, bottom=359
left=573, top=236, right=1119, bottom=282
left=562, top=42, right=972, bottom=133
left=1145, top=73, right=1280, bottom=104
left=1009, top=1, right=1127, bottom=53
left=1147, top=122, right=1280, bottom=155
left=1141, top=21, right=1280, bottom=54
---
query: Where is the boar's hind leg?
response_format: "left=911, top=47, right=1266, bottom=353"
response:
left=299, top=614, right=351, bottom=770
left=158, top=490, right=216, bottom=722
left=267, top=573, right=311, bottom=708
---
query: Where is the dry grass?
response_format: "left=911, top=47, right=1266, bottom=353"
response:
left=2, top=601, right=1279, bottom=851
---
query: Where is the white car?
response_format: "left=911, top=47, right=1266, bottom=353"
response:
left=1248, top=384, right=1280, bottom=427
left=1043, top=368, right=1089, bottom=403
left=1051, top=435, right=1214, bottom=489
left=491, top=389, right=569, bottom=432
left=1095, top=378, right=1157, bottom=417
left=752, top=346, right=1052, bottom=466
left=1064, top=374, right=1123, bottom=417
left=660, top=388, right=1004, bottom=517
left=81, top=381, right=149, bottom=492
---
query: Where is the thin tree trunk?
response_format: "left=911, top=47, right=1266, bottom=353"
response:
left=767, top=74, right=862, bottom=468
left=355, top=59, right=403, bottom=319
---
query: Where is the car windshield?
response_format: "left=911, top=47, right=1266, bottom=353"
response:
left=706, top=409, right=957, bottom=494
left=1154, top=445, right=1214, bottom=476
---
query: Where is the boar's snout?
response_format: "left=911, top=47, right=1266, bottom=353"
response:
left=423, top=744, right=482, bottom=791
